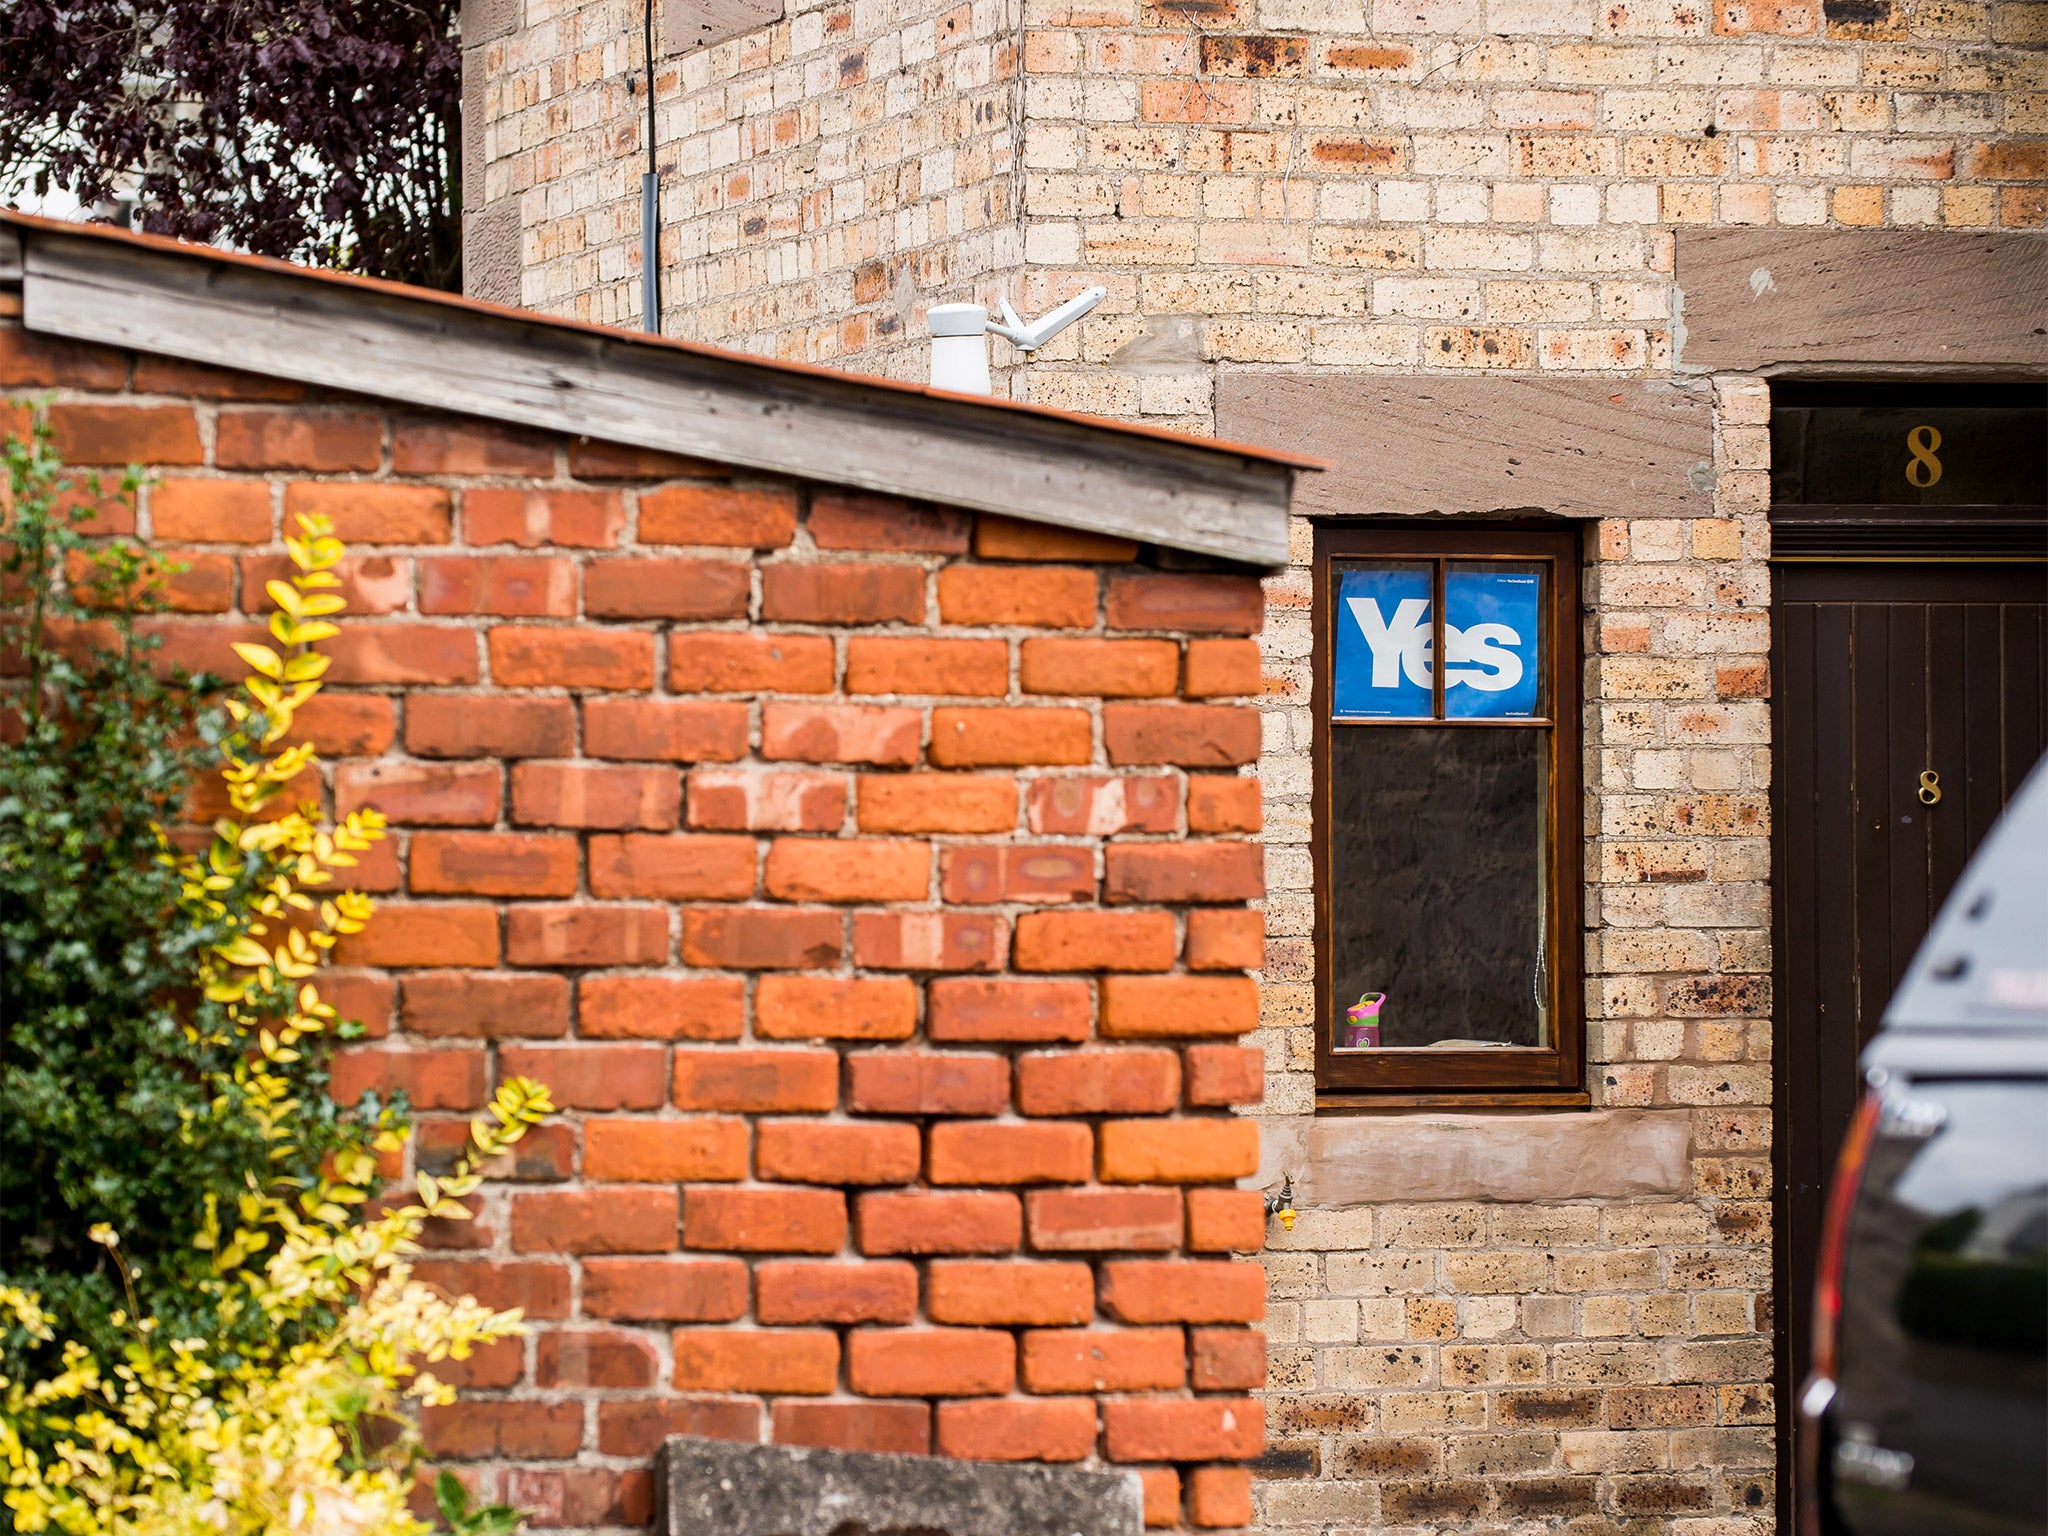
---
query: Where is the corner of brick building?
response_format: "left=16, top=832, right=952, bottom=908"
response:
left=1, top=312, right=1283, bottom=1534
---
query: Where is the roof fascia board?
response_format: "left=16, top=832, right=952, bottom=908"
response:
left=21, top=228, right=1294, bottom=567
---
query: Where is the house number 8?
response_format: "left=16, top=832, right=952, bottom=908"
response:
left=1905, top=425, right=1943, bottom=488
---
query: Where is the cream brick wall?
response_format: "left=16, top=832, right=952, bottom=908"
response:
left=469, top=1, right=2041, bottom=1529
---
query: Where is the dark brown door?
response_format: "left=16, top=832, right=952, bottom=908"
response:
left=1769, top=380, right=2048, bottom=1534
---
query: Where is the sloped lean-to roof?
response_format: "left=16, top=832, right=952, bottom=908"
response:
left=0, top=211, right=1313, bottom=567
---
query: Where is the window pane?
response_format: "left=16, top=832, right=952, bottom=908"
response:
left=1329, top=725, right=1551, bottom=1052
left=1332, top=563, right=1435, bottom=720
left=1444, top=561, right=1546, bottom=720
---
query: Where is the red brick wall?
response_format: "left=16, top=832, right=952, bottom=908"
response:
left=2, top=319, right=1271, bottom=1534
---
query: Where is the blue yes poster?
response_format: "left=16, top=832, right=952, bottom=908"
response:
left=1333, top=564, right=1543, bottom=720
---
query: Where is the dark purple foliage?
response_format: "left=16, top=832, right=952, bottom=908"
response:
left=0, top=0, right=462, bottom=290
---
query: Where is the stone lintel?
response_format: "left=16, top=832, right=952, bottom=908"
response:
left=1260, top=1108, right=1693, bottom=1208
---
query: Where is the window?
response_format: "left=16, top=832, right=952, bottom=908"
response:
left=1313, top=524, right=1584, bottom=1107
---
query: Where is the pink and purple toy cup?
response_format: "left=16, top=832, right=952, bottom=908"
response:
left=1339, top=992, right=1384, bottom=1049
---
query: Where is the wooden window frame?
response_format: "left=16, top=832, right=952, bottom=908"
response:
left=1312, top=521, right=1587, bottom=1111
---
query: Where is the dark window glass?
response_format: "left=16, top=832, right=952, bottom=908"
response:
left=1328, top=726, right=1550, bottom=1050
left=1770, top=384, right=2047, bottom=507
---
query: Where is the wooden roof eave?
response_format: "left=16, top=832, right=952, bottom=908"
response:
left=6, top=219, right=1304, bottom=567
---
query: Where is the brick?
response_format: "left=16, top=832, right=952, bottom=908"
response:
left=215, top=409, right=382, bottom=472
left=390, top=418, right=554, bottom=476
left=588, top=698, right=752, bottom=762
left=928, top=978, right=1093, bottom=1041
left=1106, top=574, right=1263, bottom=635
left=536, top=1329, right=660, bottom=1389
left=409, top=832, right=577, bottom=895
left=510, top=1187, right=678, bottom=1253
left=1016, top=1050, right=1180, bottom=1116
left=1026, top=775, right=1179, bottom=835
left=1184, top=1045, right=1264, bottom=1106
left=581, top=1257, right=749, bottom=1321
left=464, top=487, right=624, bottom=548
left=1102, top=1261, right=1266, bottom=1324
left=1100, top=975, right=1260, bottom=1037
left=756, top=975, right=918, bottom=1041
left=670, top=632, right=834, bottom=693
left=584, top=1118, right=749, bottom=1181
left=411, top=1259, right=571, bottom=1318
left=847, top=1052, right=1010, bottom=1116
left=323, top=971, right=396, bottom=1039
left=928, top=1260, right=1094, bottom=1326
left=684, top=1186, right=848, bottom=1252
left=761, top=703, right=921, bottom=765
left=326, top=626, right=479, bottom=685
left=431, top=1336, right=523, bottom=1387
left=1190, top=1328, right=1267, bottom=1390
left=284, top=482, right=449, bottom=543
left=673, top=1048, right=839, bottom=1112
left=505, top=904, right=668, bottom=967
left=929, top=707, right=1092, bottom=767
left=499, top=1042, right=668, bottom=1110
left=150, top=479, right=272, bottom=543
left=286, top=693, right=396, bottom=756
left=1103, top=1399, right=1264, bottom=1462
left=407, top=696, right=574, bottom=758
left=586, top=557, right=751, bottom=620
left=773, top=1402, right=931, bottom=1456
left=421, top=1401, right=583, bottom=1459
left=1186, top=776, right=1261, bottom=832
left=1021, top=638, right=1178, bottom=698
left=568, top=440, right=717, bottom=480
left=672, top=1329, right=838, bottom=1394
left=489, top=627, right=655, bottom=690
left=1021, top=1328, right=1186, bottom=1393
left=49, top=404, right=202, bottom=465
left=1104, top=705, right=1261, bottom=767
left=595, top=1398, right=759, bottom=1457
left=1181, top=891, right=1268, bottom=964
left=810, top=491, right=971, bottom=552
left=857, top=1191, right=1023, bottom=1255
left=402, top=970, right=571, bottom=1038
left=764, top=838, right=929, bottom=903
left=689, top=770, right=847, bottom=831
left=639, top=483, right=798, bottom=546
left=756, top=1260, right=919, bottom=1324
left=936, top=1399, right=1097, bottom=1462
left=507, top=1466, right=655, bottom=1528
left=414, top=1116, right=573, bottom=1183
left=1014, top=911, right=1176, bottom=973
left=589, top=832, right=756, bottom=899
left=761, top=563, right=924, bottom=625
left=240, top=552, right=409, bottom=615
left=846, top=636, right=1008, bottom=696
left=975, top=515, right=1138, bottom=563
left=1027, top=1188, right=1183, bottom=1252
left=853, top=911, right=1006, bottom=972
left=1099, top=1119, right=1260, bottom=1185
left=1189, top=1466, right=1253, bottom=1527
left=330, top=1046, right=487, bottom=1108
left=928, top=1122, right=1092, bottom=1185
left=681, top=907, right=842, bottom=969
left=1106, top=844, right=1263, bottom=904
left=1140, top=1469, right=1182, bottom=1528
left=0, top=327, right=127, bottom=388
left=512, top=763, right=679, bottom=829
left=1183, top=638, right=1262, bottom=697
left=937, top=566, right=1097, bottom=628
left=847, top=1329, right=1014, bottom=1396
left=418, top=555, right=576, bottom=616
left=758, top=1119, right=922, bottom=1184
left=941, top=845, right=1095, bottom=906
left=580, top=973, right=745, bottom=1040
left=332, top=906, right=499, bottom=969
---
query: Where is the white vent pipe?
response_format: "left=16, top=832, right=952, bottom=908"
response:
left=926, top=287, right=1108, bottom=395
